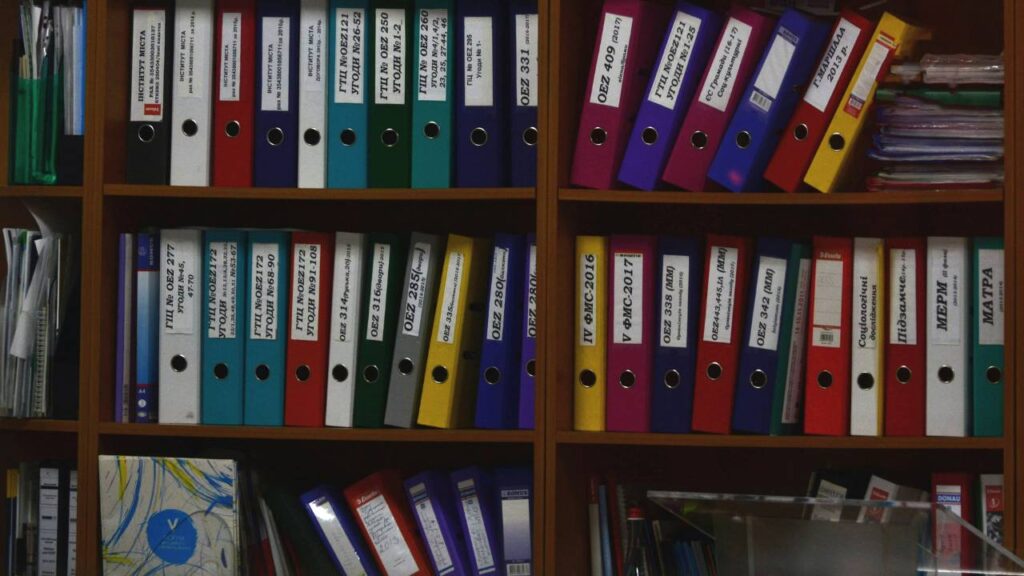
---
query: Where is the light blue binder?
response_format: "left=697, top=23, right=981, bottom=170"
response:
left=327, top=0, right=370, bottom=188
left=244, top=230, right=290, bottom=426
left=202, top=230, right=248, bottom=425
left=411, top=0, right=454, bottom=187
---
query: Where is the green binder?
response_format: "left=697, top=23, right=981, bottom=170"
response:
left=972, top=237, right=1004, bottom=437
left=410, top=0, right=454, bottom=188
left=368, top=0, right=413, bottom=187
left=770, top=243, right=811, bottom=436
left=354, top=233, right=409, bottom=427
left=875, top=88, right=1003, bottom=108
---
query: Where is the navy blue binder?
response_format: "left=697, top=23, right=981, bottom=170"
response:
left=508, top=0, right=538, bottom=187
left=254, top=0, right=300, bottom=187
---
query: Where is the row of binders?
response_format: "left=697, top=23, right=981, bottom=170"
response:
left=574, top=234, right=1005, bottom=437
left=5, top=462, right=77, bottom=576
left=127, top=0, right=538, bottom=188
left=572, top=2, right=935, bottom=193
left=116, top=229, right=537, bottom=429
left=98, top=456, right=533, bottom=576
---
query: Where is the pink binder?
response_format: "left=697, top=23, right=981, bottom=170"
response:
left=662, top=6, right=774, bottom=191
left=570, top=0, right=672, bottom=190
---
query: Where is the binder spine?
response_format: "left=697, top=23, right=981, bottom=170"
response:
left=253, top=0, right=301, bottom=187
left=213, top=0, right=257, bottom=187
left=244, top=231, right=291, bottom=426
left=972, top=238, right=1004, bottom=437
left=135, top=233, right=160, bottom=423
left=327, top=0, right=371, bottom=188
left=508, top=0, right=539, bottom=187
left=325, top=232, right=366, bottom=428
left=368, top=0, right=413, bottom=187
left=201, top=230, right=248, bottom=425
left=411, top=0, right=455, bottom=188
left=170, top=0, right=215, bottom=186
left=298, top=0, right=330, bottom=188
left=517, top=236, right=538, bottom=429
left=126, top=5, right=174, bottom=184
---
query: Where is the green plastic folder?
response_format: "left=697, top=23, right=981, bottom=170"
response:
left=368, top=0, right=413, bottom=187
left=770, top=243, right=811, bottom=436
left=410, top=0, right=454, bottom=188
left=875, top=88, right=1003, bottom=108
left=972, top=237, right=1004, bottom=437
left=13, top=73, right=60, bottom=184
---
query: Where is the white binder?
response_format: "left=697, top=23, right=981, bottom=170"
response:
left=170, top=0, right=214, bottom=186
left=159, top=229, right=203, bottom=423
left=850, top=238, right=883, bottom=437
left=926, top=236, right=970, bottom=437
left=325, top=232, right=365, bottom=427
left=298, top=0, right=328, bottom=188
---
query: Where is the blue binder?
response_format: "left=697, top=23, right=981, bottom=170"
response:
left=327, top=0, right=370, bottom=188
left=202, top=230, right=248, bottom=425
left=451, top=467, right=503, bottom=576
left=254, top=0, right=300, bottom=187
left=403, top=471, right=471, bottom=576
left=455, top=0, right=507, bottom=187
left=650, top=237, right=702, bottom=434
left=733, top=237, right=794, bottom=434
left=475, top=234, right=525, bottom=429
left=300, top=485, right=380, bottom=576
left=508, top=0, right=538, bottom=187
left=707, top=8, right=829, bottom=192
left=135, top=232, right=160, bottom=423
left=244, top=230, right=290, bottom=426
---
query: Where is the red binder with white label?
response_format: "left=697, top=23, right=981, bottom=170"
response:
left=692, top=235, right=751, bottom=434
left=284, top=232, right=334, bottom=427
left=803, top=237, right=853, bottom=436
left=212, top=0, right=256, bottom=186
left=605, top=235, right=656, bottom=432
left=932, top=473, right=975, bottom=570
left=344, top=470, right=431, bottom=575
left=884, top=237, right=926, bottom=436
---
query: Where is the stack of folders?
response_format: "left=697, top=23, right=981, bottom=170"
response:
left=126, top=0, right=538, bottom=189
left=12, top=1, right=86, bottom=185
left=572, top=1, right=939, bottom=193
left=574, top=235, right=1005, bottom=438
left=865, top=54, right=1005, bottom=191
left=5, top=462, right=78, bottom=576
left=115, top=230, right=538, bottom=430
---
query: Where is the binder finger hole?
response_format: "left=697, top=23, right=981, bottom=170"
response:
left=332, top=364, right=349, bottom=382
left=938, top=366, right=955, bottom=384
left=213, top=363, right=229, bottom=380
left=171, top=355, right=188, bottom=373
left=267, top=127, right=285, bottom=146
left=296, top=365, right=311, bottom=382
left=340, top=129, right=357, bottom=146
left=690, top=131, right=708, bottom=150
left=138, top=124, right=156, bottom=143
left=663, top=369, right=680, bottom=389
left=381, top=128, right=399, bottom=147
left=255, top=364, right=270, bottom=381
left=857, top=373, right=875, bottom=390
left=987, top=366, right=1002, bottom=384
left=641, top=127, right=658, bottom=145
left=398, top=358, right=414, bottom=376
left=471, top=127, right=489, bottom=147
left=363, top=364, right=380, bottom=384
left=579, top=369, right=596, bottom=388
left=303, top=128, right=321, bottom=146
left=424, top=122, right=441, bottom=140
left=817, top=370, right=833, bottom=389
left=589, top=128, right=607, bottom=146
left=896, top=365, right=912, bottom=384
left=618, top=370, right=635, bottom=389
left=484, top=367, right=501, bottom=385
left=794, top=123, right=809, bottom=141
left=182, top=119, right=199, bottom=137
left=749, top=369, right=767, bottom=389
left=432, top=366, right=450, bottom=384
left=736, top=131, right=751, bottom=149
left=225, top=121, right=241, bottom=138
left=828, top=133, right=845, bottom=152
left=706, top=362, right=722, bottom=381
left=523, top=127, right=538, bottom=146
left=526, top=359, right=536, bottom=378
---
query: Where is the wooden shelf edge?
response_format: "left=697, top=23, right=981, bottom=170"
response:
left=98, top=422, right=537, bottom=444
left=0, top=185, right=84, bottom=199
left=104, top=184, right=536, bottom=201
left=555, top=431, right=1006, bottom=450
left=559, top=188, right=1005, bottom=206
left=0, top=418, right=79, bottom=433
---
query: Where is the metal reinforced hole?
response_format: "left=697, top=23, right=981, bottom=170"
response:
left=589, top=127, right=607, bottom=145
left=398, top=358, right=414, bottom=376
left=749, top=369, right=767, bottom=389
left=641, top=127, right=658, bottom=145
left=432, top=365, right=450, bottom=384
left=619, top=370, right=636, bottom=388
left=691, top=130, right=708, bottom=150
left=363, top=364, right=380, bottom=384
left=303, top=128, right=321, bottom=146
left=522, top=127, right=538, bottom=146
left=213, top=363, right=229, bottom=380
left=182, top=119, right=199, bottom=137
left=828, top=133, right=845, bottom=151
left=381, top=128, right=399, bottom=147
left=138, top=124, right=156, bottom=143
left=267, top=127, right=285, bottom=146
left=987, top=366, right=1002, bottom=384
left=706, top=362, right=722, bottom=381
left=484, top=367, right=501, bottom=385
left=340, top=129, right=357, bottom=146
left=857, top=373, right=875, bottom=390
left=525, top=359, right=536, bottom=378
left=663, top=369, right=680, bottom=389
left=471, top=127, right=489, bottom=147
left=332, top=364, right=349, bottom=382
left=424, top=121, right=441, bottom=139
left=171, top=354, right=188, bottom=372
left=255, top=364, right=270, bottom=381
left=938, top=366, right=955, bottom=384
left=794, top=123, right=809, bottom=141
left=736, top=131, right=752, bottom=149
left=295, top=365, right=311, bottom=382
left=579, top=369, right=596, bottom=388
left=817, top=370, right=833, bottom=389
left=225, top=120, right=241, bottom=138
left=896, top=365, right=912, bottom=384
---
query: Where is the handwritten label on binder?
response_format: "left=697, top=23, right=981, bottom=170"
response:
left=250, top=243, right=280, bottom=340
left=131, top=10, right=167, bottom=121
left=355, top=494, right=420, bottom=575
left=366, top=243, right=392, bottom=342
left=649, top=11, right=702, bottom=110
left=589, top=12, right=633, bottom=108
left=804, top=18, right=861, bottom=113
left=889, top=249, right=917, bottom=345
left=579, top=252, right=599, bottom=347
left=175, top=8, right=209, bottom=100
left=486, top=247, right=510, bottom=342
left=659, top=255, right=690, bottom=349
left=458, top=479, right=497, bottom=572
left=375, top=8, right=407, bottom=105
left=162, top=236, right=198, bottom=335
left=409, top=484, right=454, bottom=573
left=334, top=8, right=365, bottom=104
left=782, top=258, right=811, bottom=424
left=978, top=248, right=1004, bottom=346
left=401, top=242, right=432, bottom=337
left=844, top=34, right=894, bottom=119
left=309, top=497, right=367, bottom=575
left=302, top=12, right=325, bottom=92
left=219, top=12, right=243, bottom=102
left=613, top=252, right=644, bottom=345
left=261, top=17, right=291, bottom=112
left=699, top=18, right=752, bottom=113
left=811, top=258, right=844, bottom=349
left=438, top=249, right=465, bottom=344
left=463, top=17, right=494, bottom=107
left=516, top=14, right=539, bottom=107
left=291, top=243, right=322, bottom=342
left=749, top=256, right=787, bottom=352
left=417, top=9, right=449, bottom=102
left=750, top=28, right=797, bottom=113
left=702, top=246, right=739, bottom=344
left=526, top=245, right=538, bottom=339
left=853, top=244, right=880, bottom=351
left=207, top=241, right=238, bottom=339
left=333, top=237, right=362, bottom=345
left=928, top=243, right=964, bottom=345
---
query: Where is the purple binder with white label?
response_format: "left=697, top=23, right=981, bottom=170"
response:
left=404, top=471, right=471, bottom=576
left=517, top=234, right=537, bottom=429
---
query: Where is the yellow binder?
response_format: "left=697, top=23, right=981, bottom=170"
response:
left=574, top=236, right=607, bottom=431
left=804, top=13, right=930, bottom=193
left=417, top=234, right=491, bottom=429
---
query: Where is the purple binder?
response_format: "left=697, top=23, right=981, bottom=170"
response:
left=253, top=0, right=300, bottom=187
left=508, top=0, right=538, bottom=186
left=135, top=232, right=159, bottom=423
left=451, top=467, right=503, bottom=576
left=300, top=485, right=380, bottom=576
left=476, top=234, right=525, bottom=430
left=115, top=234, right=132, bottom=424
left=404, top=471, right=471, bottom=576
left=517, top=234, right=537, bottom=429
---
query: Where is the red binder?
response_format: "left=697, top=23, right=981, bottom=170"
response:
left=661, top=6, right=774, bottom=192
left=212, top=0, right=256, bottom=187
left=570, top=0, right=672, bottom=189
left=884, top=237, right=926, bottom=436
left=804, top=237, right=853, bottom=436
left=931, top=473, right=975, bottom=570
left=344, top=470, right=431, bottom=576
left=606, top=235, right=656, bottom=432
left=764, top=10, right=873, bottom=193
left=284, top=232, right=334, bottom=427
left=692, top=235, right=751, bottom=434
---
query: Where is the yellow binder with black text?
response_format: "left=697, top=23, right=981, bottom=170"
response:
left=574, top=236, right=607, bottom=431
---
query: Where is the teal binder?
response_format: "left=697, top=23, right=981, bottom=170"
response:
left=770, top=243, right=810, bottom=436
left=411, top=0, right=454, bottom=187
left=244, top=231, right=290, bottom=426
left=973, top=237, right=1004, bottom=437
left=202, top=230, right=248, bottom=425
left=327, top=0, right=370, bottom=188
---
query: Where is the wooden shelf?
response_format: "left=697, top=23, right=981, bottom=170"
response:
left=555, top=431, right=1005, bottom=450
left=0, top=185, right=84, bottom=198
left=559, top=188, right=1004, bottom=206
left=104, top=184, right=536, bottom=201
left=98, top=422, right=537, bottom=444
left=0, top=418, right=78, bottom=433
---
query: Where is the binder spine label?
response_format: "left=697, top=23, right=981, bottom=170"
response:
left=811, top=258, right=844, bottom=348
left=853, top=251, right=879, bottom=351
left=702, top=246, right=739, bottom=344
left=163, top=237, right=198, bottom=335
left=402, top=242, right=433, bottom=337
left=131, top=10, right=167, bottom=121
left=409, top=484, right=455, bottom=574
left=250, top=243, right=280, bottom=341
left=367, top=243, right=392, bottom=342
left=500, top=487, right=532, bottom=571
left=613, top=252, right=644, bottom=345
left=659, top=255, right=691, bottom=349
left=928, top=244, right=964, bottom=345
left=515, top=14, right=539, bottom=108
left=175, top=8, right=209, bottom=99
left=375, top=8, right=408, bottom=105
left=889, top=249, right=917, bottom=345
left=220, top=12, right=243, bottom=102
left=292, top=243, right=322, bottom=342
left=38, top=468, right=59, bottom=576
left=810, top=479, right=847, bottom=521
left=844, top=34, right=895, bottom=118
left=261, top=17, right=292, bottom=112
left=782, top=258, right=811, bottom=424
left=978, top=249, right=1004, bottom=346
left=578, top=252, right=599, bottom=347
left=68, top=470, right=78, bottom=573
left=526, top=246, right=538, bottom=340
left=649, top=11, right=702, bottom=111
left=355, top=494, right=419, bottom=573
left=333, top=239, right=362, bottom=344
left=749, top=256, right=787, bottom=352
left=589, top=12, right=634, bottom=108
left=309, top=497, right=367, bottom=574
left=418, top=9, right=450, bottom=102
left=463, top=17, right=495, bottom=107
left=458, top=479, right=496, bottom=572
left=750, top=28, right=798, bottom=113
left=804, top=18, right=861, bottom=113
left=334, top=8, right=365, bottom=104
left=207, top=241, right=239, bottom=339
left=302, top=11, right=326, bottom=92
left=699, top=18, right=753, bottom=113
left=486, top=247, right=510, bottom=342
left=438, top=251, right=465, bottom=344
